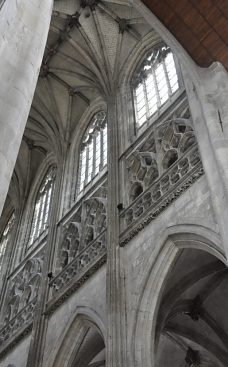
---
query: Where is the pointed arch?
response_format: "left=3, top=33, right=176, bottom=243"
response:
left=47, top=306, right=106, bottom=367
left=132, top=224, right=226, bottom=367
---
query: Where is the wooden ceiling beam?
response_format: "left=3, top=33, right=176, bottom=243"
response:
left=141, top=0, right=228, bottom=69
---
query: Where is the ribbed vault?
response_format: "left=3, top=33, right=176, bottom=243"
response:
left=8, top=0, right=154, bottom=208
left=156, top=248, right=228, bottom=367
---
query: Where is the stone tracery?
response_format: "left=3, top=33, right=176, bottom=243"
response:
left=0, top=255, right=43, bottom=345
left=132, top=42, right=181, bottom=127
left=121, top=98, right=202, bottom=239
left=0, top=0, right=227, bottom=366
left=50, top=182, right=107, bottom=297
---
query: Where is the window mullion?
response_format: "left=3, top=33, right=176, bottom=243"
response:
left=100, top=129, right=104, bottom=169
left=43, top=186, right=50, bottom=228
left=84, top=145, right=89, bottom=187
left=76, top=113, right=107, bottom=197
left=78, top=151, right=83, bottom=194
left=45, top=187, right=52, bottom=226
left=143, top=79, right=150, bottom=120
left=152, top=67, right=161, bottom=108
left=173, top=52, right=183, bottom=88
left=163, top=59, right=172, bottom=98
left=0, top=213, right=15, bottom=267
left=103, top=124, right=107, bottom=166
left=31, top=202, right=39, bottom=244
left=134, top=89, right=140, bottom=125
left=92, top=133, right=96, bottom=178
left=0, top=238, right=7, bottom=267
left=37, top=194, right=45, bottom=237
left=41, top=192, right=47, bottom=232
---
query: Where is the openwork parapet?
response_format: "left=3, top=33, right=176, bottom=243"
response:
left=120, top=146, right=203, bottom=246
left=0, top=298, right=36, bottom=352
left=0, top=255, right=43, bottom=354
left=46, top=180, right=107, bottom=313
left=50, top=231, right=106, bottom=295
left=120, top=95, right=204, bottom=245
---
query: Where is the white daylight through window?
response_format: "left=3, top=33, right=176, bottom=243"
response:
left=28, top=166, right=56, bottom=249
left=77, top=111, right=107, bottom=195
left=133, top=43, right=180, bottom=127
left=0, top=212, right=15, bottom=268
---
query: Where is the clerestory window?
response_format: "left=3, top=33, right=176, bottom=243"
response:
left=77, top=111, right=107, bottom=195
left=0, top=212, right=15, bottom=268
left=27, top=166, right=56, bottom=249
left=133, top=43, right=181, bottom=127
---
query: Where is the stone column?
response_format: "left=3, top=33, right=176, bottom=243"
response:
left=183, top=63, right=228, bottom=259
left=106, top=96, right=127, bottom=367
left=0, top=0, right=53, bottom=217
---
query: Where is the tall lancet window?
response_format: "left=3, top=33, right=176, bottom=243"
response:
left=133, top=42, right=181, bottom=127
left=77, top=111, right=107, bottom=195
left=0, top=212, right=15, bottom=268
left=28, top=167, right=56, bottom=249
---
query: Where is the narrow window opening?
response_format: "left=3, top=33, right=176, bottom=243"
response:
left=0, top=212, right=15, bottom=268
left=27, top=166, right=56, bottom=250
left=133, top=43, right=181, bottom=128
left=76, top=111, right=107, bottom=197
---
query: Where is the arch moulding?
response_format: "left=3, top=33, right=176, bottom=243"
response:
left=46, top=306, right=106, bottom=367
left=132, top=223, right=226, bottom=367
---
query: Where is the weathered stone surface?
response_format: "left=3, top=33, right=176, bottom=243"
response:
left=0, top=1, right=227, bottom=367
left=0, top=0, right=53, bottom=217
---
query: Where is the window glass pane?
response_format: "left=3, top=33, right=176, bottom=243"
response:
left=155, top=64, right=169, bottom=104
left=146, top=74, right=158, bottom=115
left=79, top=149, right=86, bottom=191
left=135, top=85, right=146, bottom=126
left=103, top=124, right=107, bottom=166
left=38, top=194, right=46, bottom=234
left=137, top=98, right=146, bottom=111
left=95, top=133, right=101, bottom=175
left=44, top=187, right=52, bottom=225
left=28, top=167, right=55, bottom=248
left=138, top=106, right=146, bottom=119
left=77, top=112, right=107, bottom=195
left=148, top=97, right=157, bottom=115
left=165, top=53, right=179, bottom=93
left=135, top=83, right=144, bottom=96
left=87, top=140, right=93, bottom=183
left=0, top=213, right=15, bottom=267
left=133, top=44, right=180, bottom=127
left=138, top=112, right=147, bottom=127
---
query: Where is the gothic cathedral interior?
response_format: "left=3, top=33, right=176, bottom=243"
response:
left=0, top=1, right=228, bottom=367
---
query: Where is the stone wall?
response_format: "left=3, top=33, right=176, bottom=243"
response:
left=0, top=0, right=228, bottom=366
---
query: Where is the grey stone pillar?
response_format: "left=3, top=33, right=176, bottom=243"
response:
left=106, top=96, right=127, bottom=367
left=0, top=0, right=53, bottom=217
left=184, top=63, right=228, bottom=259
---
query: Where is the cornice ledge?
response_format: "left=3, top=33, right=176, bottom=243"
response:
left=120, top=165, right=204, bottom=247
left=0, top=322, right=32, bottom=360
left=45, top=254, right=107, bottom=316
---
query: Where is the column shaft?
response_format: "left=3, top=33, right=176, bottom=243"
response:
left=184, top=63, right=228, bottom=258
left=0, top=0, right=53, bottom=216
left=106, top=96, right=127, bottom=367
